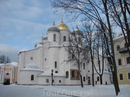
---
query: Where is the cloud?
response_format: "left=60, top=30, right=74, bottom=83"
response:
left=0, top=44, right=20, bottom=62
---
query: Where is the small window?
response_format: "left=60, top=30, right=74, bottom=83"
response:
left=55, top=71, right=58, bottom=73
left=6, top=73, right=9, bottom=75
left=88, top=70, right=90, bottom=72
left=83, top=63, right=85, bottom=69
left=53, top=34, right=56, bottom=42
left=117, top=45, right=120, bottom=51
left=59, top=80, right=61, bottom=83
left=63, top=36, right=66, bottom=42
left=83, top=77, right=85, bottom=82
left=77, top=71, right=80, bottom=79
left=119, top=73, right=123, bottom=80
left=97, top=76, right=99, bottom=81
left=126, top=57, right=130, bottom=64
left=72, top=71, right=75, bottom=78
left=118, top=59, right=122, bottom=65
left=31, top=75, right=34, bottom=81
left=72, top=54, right=74, bottom=59
left=55, top=61, right=57, bottom=68
left=45, top=58, right=47, bottom=61
left=128, top=73, right=130, bottom=80
left=78, top=37, right=81, bottom=44
left=66, top=71, right=69, bottom=78
left=31, top=57, right=33, bottom=60
left=46, top=79, right=49, bottom=83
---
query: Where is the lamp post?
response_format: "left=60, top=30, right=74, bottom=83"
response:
left=51, top=69, right=53, bottom=85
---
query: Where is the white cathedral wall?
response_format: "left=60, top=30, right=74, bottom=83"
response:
left=59, top=30, right=70, bottom=44
left=48, top=47, right=60, bottom=73
left=47, top=31, right=60, bottom=43
left=19, top=70, right=42, bottom=84
left=37, top=76, right=65, bottom=85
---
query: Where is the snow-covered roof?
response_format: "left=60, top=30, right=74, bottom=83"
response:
left=11, top=62, right=18, bottom=66
left=0, top=62, right=18, bottom=67
left=38, top=71, right=65, bottom=77
left=23, top=63, right=42, bottom=71
left=0, top=64, right=4, bottom=66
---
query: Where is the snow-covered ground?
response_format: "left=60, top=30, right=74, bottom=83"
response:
left=0, top=84, right=130, bottom=97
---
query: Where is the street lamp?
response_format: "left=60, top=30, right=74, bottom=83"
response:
left=51, top=69, right=53, bottom=85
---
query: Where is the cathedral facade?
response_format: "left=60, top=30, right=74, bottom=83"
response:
left=18, top=19, right=111, bottom=85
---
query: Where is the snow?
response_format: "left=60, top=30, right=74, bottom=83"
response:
left=0, top=84, right=130, bottom=97
left=39, top=71, right=65, bottom=77
left=10, top=62, right=18, bottom=66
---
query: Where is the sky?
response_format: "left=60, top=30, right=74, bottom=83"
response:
left=0, top=0, right=122, bottom=62
left=0, top=0, right=78, bottom=62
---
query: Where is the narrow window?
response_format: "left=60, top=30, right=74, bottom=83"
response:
left=53, top=34, right=56, bottom=42
left=78, top=37, right=81, bottom=44
left=117, top=45, right=120, bottom=51
left=119, top=74, right=123, bottom=80
left=128, top=73, right=130, bottom=80
left=72, top=54, right=74, bottom=59
left=72, top=71, right=75, bottom=78
left=118, top=59, right=122, bottom=65
left=46, top=79, right=49, bottom=83
left=59, top=80, right=61, bottom=83
left=77, top=71, right=80, bottom=79
left=45, top=58, right=46, bottom=61
left=66, top=71, right=69, bottom=78
left=97, top=76, right=99, bottom=81
left=55, top=71, right=58, bottom=73
left=83, top=63, right=85, bottom=69
left=31, top=75, right=34, bottom=81
left=63, top=36, right=66, bottom=42
left=83, top=77, right=85, bottom=82
left=126, top=57, right=130, bottom=64
left=55, top=61, right=57, bottom=68
left=31, top=57, right=33, bottom=60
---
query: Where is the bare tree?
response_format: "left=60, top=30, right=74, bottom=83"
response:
left=64, top=26, right=89, bottom=88
left=6, top=56, right=11, bottom=63
left=51, top=0, right=120, bottom=95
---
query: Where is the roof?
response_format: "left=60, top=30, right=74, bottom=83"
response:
left=23, top=63, right=42, bottom=71
left=38, top=71, right=65, bottom=77
left=57, top=18, right=70, bottom=31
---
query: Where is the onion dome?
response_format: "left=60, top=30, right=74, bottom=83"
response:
left=57, top=18, right=70, bottom=31
left=47, top=19, right=60, bottom=32
left=72, top=23, right=83, bottom=36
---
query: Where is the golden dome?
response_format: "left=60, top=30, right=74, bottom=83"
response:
left=57, top=18, right=70, bottom=31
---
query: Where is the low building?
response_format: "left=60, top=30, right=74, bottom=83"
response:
left=113, top=34, right=130, bottom=84
left=0, top=62, right=18, bottom=84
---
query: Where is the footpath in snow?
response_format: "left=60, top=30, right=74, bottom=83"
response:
left=0, top=84, right=130, bottom=97
left=25, top=84, right=130, bottom=97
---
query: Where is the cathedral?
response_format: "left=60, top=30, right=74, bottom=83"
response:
left=18, top=18, right=111, bottom=85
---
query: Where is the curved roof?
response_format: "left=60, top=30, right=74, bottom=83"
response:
left=57, top=18, right=70, bottom=31
left=47, top=25, right=60, bottom=32
left=72, top=26, right=83, bottom=36
left=23, top=63, right=41, bottom=71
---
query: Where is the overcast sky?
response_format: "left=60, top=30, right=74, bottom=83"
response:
left=0, top=0, right=78, bottom=62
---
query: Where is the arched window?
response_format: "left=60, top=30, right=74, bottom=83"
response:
left=55, top=61, right=57, bottom=68
left=31, top=75, right=34, bottom=81
left=53, top=34, right=56, bottom=42
left=78, top=37, right=81, bottom=44
left=63, top=36, right=66, bottom=42
left=66, top=71, right=69, bottom=78
left=72, top=54, right=74, bottom=59
left=72, top=71, right=75, bottom=78
left=117, top=45, right=120, bottom=51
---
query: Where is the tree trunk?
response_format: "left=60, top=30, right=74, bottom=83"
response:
left=80, top=74, right=83, bottom=88
left=99, top=74, right=103, bottom=85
